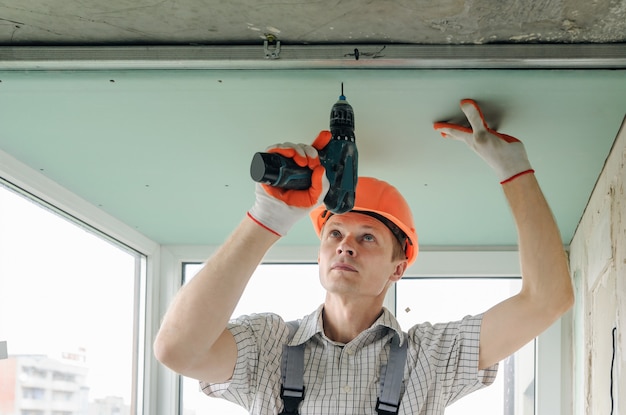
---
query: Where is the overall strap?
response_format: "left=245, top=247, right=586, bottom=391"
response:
left=280, top=323, right=408, bottom=415
left=376, top=333, right=408, bottom=415
left=279, top=321, right=305, bottom=415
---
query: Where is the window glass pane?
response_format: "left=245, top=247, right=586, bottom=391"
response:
left=0, top=184, right=141, bottom=415
left=396, top=278, right=535, bottom=415
left=181, top=263, right=324, bottom=415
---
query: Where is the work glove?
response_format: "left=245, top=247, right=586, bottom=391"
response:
left=248, top=131, right=331, bottom=236
left=433, top=99, right=534, bottom=184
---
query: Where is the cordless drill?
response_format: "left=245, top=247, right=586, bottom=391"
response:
left=250, top=84, right=358, bottom=214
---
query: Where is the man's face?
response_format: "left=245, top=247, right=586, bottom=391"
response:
left=318, top=212, right=407, bottom=301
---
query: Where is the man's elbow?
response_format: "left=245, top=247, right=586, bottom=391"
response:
left=549, top=275, right=575, bottom=319
left=153, top=331, right=190, bottom=374
left=154, top=329, right=236, bottom=383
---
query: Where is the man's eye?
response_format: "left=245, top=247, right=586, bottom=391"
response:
left=363, top=234, right=375, bottom=242
left=329, top=230, right=341, bottom=238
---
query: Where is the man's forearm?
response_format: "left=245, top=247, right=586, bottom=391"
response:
left=502, top=173, right=574, bottom=314
left=154, top=216, right=280, bottom=371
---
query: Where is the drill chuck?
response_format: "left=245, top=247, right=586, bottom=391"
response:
left=330, top=94, right=355, bottom=140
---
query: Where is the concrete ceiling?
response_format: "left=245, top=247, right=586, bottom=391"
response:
left=0, top=1, right=625, bottom=252
left=0, top=0, right=625, bottom=45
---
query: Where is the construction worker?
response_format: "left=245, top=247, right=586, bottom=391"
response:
left=154, top=99, right=574, bottom=414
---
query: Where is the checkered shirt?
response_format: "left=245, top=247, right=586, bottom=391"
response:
left=201, top=306, right=498, bottom=414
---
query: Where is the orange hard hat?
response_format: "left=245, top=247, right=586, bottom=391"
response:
left=310, top=177, right=419, bottom=265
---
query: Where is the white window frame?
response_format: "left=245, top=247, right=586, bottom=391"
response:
left=0, top=149, right=160, bottom=415
left=1, top=147, right=568, bottom=415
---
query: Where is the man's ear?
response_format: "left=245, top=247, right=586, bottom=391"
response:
left=390, top=260, right=408, bottom=282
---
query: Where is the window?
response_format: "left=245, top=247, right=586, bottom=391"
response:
left=22, top=388, right=45, bottom=400
left=178, top=264, right=534, bottom=415
left=52, top=371, right=76, bottom=382
left=22, top=366, right=47, bottom=379
left=180, top=263, right=324, bottom=415
left=0, top=183, right=144, bottom=415
left=396, top=277, right=535, bottom=415
left=52, top=391, right=74, bottom=401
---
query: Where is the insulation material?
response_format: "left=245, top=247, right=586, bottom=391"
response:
left=569, top=115, right=626, bottom=415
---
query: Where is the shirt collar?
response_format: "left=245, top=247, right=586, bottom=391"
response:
left=288, top=305, right=406, bottom=346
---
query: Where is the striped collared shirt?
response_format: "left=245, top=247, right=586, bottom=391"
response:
left=202, top=305, right=498, bottom=414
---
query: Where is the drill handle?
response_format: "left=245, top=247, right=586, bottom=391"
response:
left=249, top=139, right=358, bottom=214
left=249, top=152, right=312, bottom=190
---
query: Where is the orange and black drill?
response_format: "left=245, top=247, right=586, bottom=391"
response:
left=250, top=84, right=358, bottom=214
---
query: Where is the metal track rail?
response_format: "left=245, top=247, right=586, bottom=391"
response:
left=1, top=43, right=625, bottom=70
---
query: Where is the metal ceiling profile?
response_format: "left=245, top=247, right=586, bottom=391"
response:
left=0, top=43, right=626, bottom=70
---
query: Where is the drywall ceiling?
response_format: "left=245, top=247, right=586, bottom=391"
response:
left=0, top=1, right=625, bottom=251
left=1, top=68, right=626, bottom=250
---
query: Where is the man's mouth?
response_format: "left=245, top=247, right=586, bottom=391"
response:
left=331, top=262, right=357, bottom=272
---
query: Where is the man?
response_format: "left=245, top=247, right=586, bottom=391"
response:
left=154, top=99, right=574, bottom=414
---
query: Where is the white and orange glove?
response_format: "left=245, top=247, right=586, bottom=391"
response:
left=433, top=99, right=534, bottom=184
left=248, top=131, right=331, bottom=236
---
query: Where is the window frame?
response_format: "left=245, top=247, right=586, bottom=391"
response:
left=0, top=150, right=159, bottom=415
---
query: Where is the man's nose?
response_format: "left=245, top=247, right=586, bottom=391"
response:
left=337, top=238, right=356, bottom=256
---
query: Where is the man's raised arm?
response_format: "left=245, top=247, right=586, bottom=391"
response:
left=153, top=217, right=279, bottom=382
left=154, top=137, right=330, bottom=382
left=434, top=99, right=574, bottom=369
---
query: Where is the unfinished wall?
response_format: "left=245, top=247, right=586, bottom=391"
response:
left=569, top=116, right=626, bottom=415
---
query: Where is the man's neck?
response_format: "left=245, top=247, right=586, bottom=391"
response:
left=321, top=297, right=385, bottom=343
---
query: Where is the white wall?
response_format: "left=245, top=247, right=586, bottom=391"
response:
left=569, top=116, right=626, bottom=415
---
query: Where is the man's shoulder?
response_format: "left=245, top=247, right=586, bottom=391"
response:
left=406, top=314, right=485, bottom=344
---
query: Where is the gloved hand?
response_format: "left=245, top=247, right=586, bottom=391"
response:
left=433, top=99, right=534, bottom=184
left=248, top=131, right=331, bottom=236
